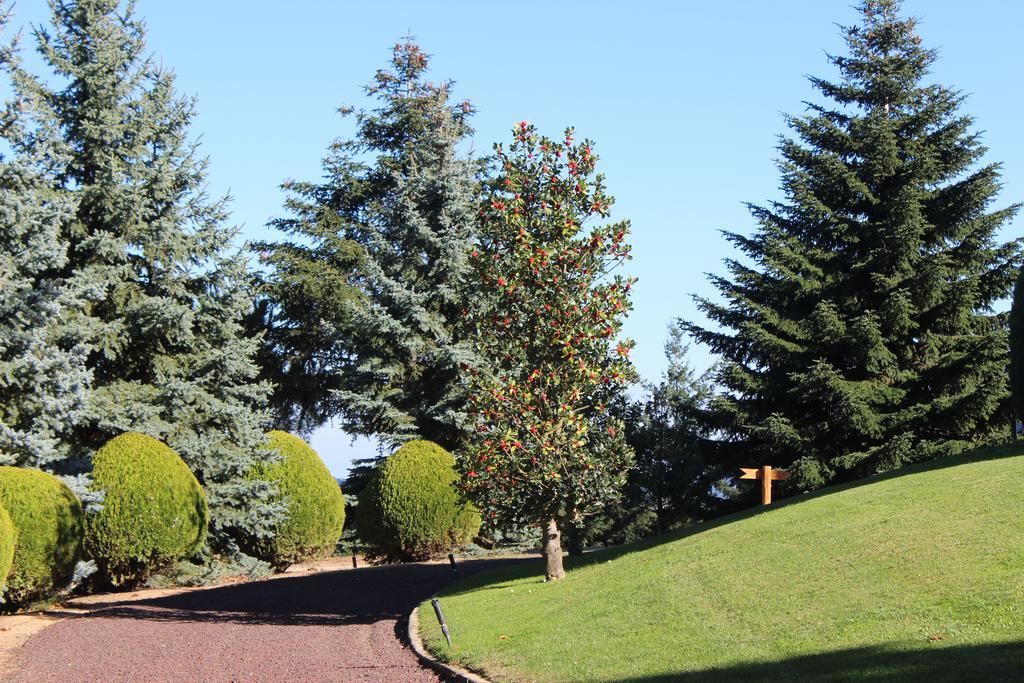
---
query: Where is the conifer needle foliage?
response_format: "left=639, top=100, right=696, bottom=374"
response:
left=681, top=0, right=1022, bottom=490
left=3, top=0, right=281, bottom=547
left=0, top=10, right=90, bottom=472
left=255, top=41, right=482, bottom=451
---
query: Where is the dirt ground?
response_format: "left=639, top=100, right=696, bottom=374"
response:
left=0, top=554, right=370, bottom=676
left=0, top=554, right=527, bottom=682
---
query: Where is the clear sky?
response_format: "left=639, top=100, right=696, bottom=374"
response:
left=7, top=1, right=1022, bottom=477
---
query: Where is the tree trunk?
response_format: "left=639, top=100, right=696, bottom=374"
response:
left=542, top=518, right=566, bottom=581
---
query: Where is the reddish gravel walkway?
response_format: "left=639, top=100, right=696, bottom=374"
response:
left=8, top=558, right=523, bottom=682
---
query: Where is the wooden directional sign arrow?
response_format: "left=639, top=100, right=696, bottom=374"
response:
left=739, top=465, right=790, bottom=505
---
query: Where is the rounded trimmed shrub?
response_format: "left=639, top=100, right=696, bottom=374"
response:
left=357, top=440, right=481, bottom=561
left=245, top=431, right=346, bottom=569
left=85, top=433, right=208, bottom=586
left=0, top=466, right=83, bottom=606
left=0, top=503, right=14, bottom=599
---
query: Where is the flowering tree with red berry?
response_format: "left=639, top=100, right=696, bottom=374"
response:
left=461, top=123, right=636, bottom=581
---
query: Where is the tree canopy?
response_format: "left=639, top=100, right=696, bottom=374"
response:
left=682, top=0, right=1021, bottom=491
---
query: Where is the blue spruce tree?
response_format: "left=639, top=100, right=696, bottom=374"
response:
left=0, top=17, right=90, bottom=472
left=4, top=0, right=282, bottom=549
left=255, top=41, right=483, bottom=455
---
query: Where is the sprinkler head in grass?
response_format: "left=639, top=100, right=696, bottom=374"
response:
left=431, top=597, right=452, bottom=647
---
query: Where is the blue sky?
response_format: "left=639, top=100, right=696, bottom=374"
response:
left=7, top=1, right=1022, bottom=477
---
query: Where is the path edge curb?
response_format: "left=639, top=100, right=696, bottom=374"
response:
left=406, top=605, right=491, bottom=683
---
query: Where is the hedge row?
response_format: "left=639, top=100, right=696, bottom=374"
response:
left=1, top=431, right=343, bottom=608
left=2, top=433, right=479, bottom=607
left=0, top=504, right=13, bottom=599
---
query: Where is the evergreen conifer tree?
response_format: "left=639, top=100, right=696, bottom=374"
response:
left=624, top=328, right=719, bottom=532
left=0, top=17, right=90, bottom=471
left=254, top=40, right=482, bottom=451
left=682, top=0, right=1021, bottom=491
left=563, top=330, right=720, bottom=551
left=1008, top=270, right=1024, bottom=431
left=6, top=0, right=281, bottom=547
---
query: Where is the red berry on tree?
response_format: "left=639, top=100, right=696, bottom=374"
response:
left=460, top=124, right=635, bottom=582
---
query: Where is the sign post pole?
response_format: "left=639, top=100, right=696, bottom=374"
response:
left=739, top=465, right=791, bottom=505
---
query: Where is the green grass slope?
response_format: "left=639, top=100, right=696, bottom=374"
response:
left=420, top=450, right=1024, bottom=682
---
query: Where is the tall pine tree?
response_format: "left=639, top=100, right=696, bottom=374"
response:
left=1008, top=269, right=1024, bottom=432
left=0, top=15, right=90, bottom=472
left=682, top=0, right=1021, bottom=491
left=7, top=0, right=281, bottom=548
left=255, top=41, right=482, bottom=451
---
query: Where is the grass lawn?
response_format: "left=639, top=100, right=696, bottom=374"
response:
left=420, top=448, right=1024, bottom=681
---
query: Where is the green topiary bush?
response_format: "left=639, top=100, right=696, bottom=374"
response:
left=0, top=466, right=83, bottom=606
left=0, top=503, right=14, bottom=600
left=244, top=431, right=346, bottom=569
left=357, top=440, right=481, bottom=561
left=85, top=433, right=208, bottom=586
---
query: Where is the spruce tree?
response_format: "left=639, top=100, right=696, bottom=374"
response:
left=624, top=328, right=719, bottom=533
left=8, top=0, right=281, bottom=548
left=0, top=18, right=90, bottom=472
left=1009, top=270, right=1024, bottom=431
left=255, top=40, right=482, bottom=451
left=563, top=331, right=720, bottom=551
left=682, top=0, right=1021, bottom=491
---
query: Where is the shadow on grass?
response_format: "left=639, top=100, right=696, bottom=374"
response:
left=617, top=640, right=1024, bottom=682
left=69, top=557, right=530, bottom=627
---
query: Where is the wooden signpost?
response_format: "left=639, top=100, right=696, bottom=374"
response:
left=739, top=465, right=790, bottom=505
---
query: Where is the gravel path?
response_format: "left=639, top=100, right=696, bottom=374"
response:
left=8, top=557, right=523, bottom=682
